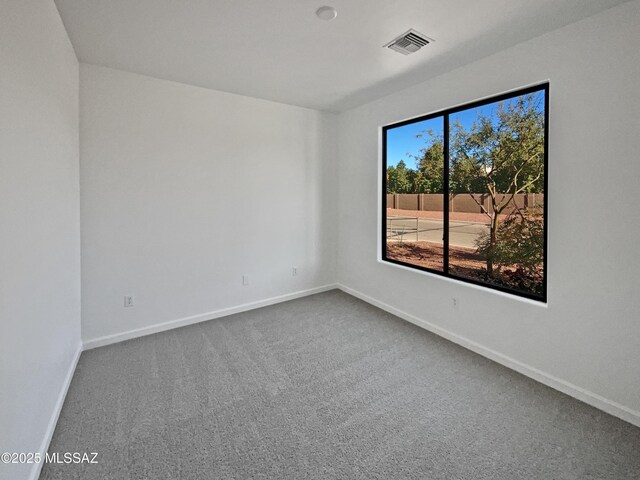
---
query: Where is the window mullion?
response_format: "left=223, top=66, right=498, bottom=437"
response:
left=443, top=114, right=450, bottom=275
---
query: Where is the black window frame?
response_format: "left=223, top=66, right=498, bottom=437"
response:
left=381, top=83, right=549, bottom=303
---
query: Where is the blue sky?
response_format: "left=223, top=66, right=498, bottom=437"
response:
left=386, top=92, right=543, bottom=169
left=386, top=117, right=443, bottom=169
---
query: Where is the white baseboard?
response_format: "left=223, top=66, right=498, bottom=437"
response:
left=79, top=281, right=640, bottom=427
left=83, top=284, right=339, bottom=350
left=29, top=342, right=82, bottom=480
left=337, top=283, right=640, bottom=428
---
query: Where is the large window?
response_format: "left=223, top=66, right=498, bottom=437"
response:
left=382, top=84, right=548, bottom=302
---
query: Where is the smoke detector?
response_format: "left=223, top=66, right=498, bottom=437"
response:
left=316, top=6, right=337, bottom=21
left=384, top=29, right=433, bottom=55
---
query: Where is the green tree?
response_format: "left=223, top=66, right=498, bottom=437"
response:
left=449, top=156, right=484, bottom=193
left=387, top=130, right=443, bottom=194
left=386, top=160, right=412, bottom=193
left=386, top=165, right=396, bottom=193
left=450, top=92, right=545, bottom=274
left=475, top=208, right=544, bottom=294
left=413, top=132, right=444, bottom=193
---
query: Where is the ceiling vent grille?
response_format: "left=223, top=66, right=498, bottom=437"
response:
left=384, top=29, right=433, bottom=55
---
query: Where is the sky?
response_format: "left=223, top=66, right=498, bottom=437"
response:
left=386, top=117, right=443, bottom=169
left=386, top=92, right=544, bottom=169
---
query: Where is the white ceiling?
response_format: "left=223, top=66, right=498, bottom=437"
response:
left=54, top=0, right=629, bottom=112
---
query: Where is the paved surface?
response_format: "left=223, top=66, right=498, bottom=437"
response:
left=387, top=216, right=488, bottom=249
left=387, top=208, right=498, bottom=225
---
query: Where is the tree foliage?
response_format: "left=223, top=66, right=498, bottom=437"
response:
left=449, top=93, right=545, bottom=197
left=387, top=131, right=443, bottom=194
left=476, top=209, right=544, bottom=271
left=386, top=92, right=544, bottom=199
left=386, top=160, right=412, bottom=194
left=414, top=133, right=444, bottom=194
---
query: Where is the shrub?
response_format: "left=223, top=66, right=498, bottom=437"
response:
left=476, top=208, right=544, bottom=274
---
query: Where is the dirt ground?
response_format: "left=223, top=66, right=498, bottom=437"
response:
left=385, top=241, right=484, bottom=275
left=385, top=241, right=543, bottom=296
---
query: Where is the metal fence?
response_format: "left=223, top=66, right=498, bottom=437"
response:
left=386, top=216, right=419, bottom=242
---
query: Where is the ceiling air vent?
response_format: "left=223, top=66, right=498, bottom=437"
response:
left=384, top=29, right=433, bottom=55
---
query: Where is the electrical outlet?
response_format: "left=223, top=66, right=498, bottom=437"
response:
left=124, top=295, right=134, bottom=308
left=292, top=266, right=297, bottom=276
left=242, top=275, right=249, bottom=286
left=452, top=297, right=458, bottom=309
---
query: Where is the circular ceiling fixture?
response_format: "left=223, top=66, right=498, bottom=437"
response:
left=316, top=6, right=337, bottom=21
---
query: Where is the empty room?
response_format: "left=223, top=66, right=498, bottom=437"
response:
left=3, top=0, right=640, bottom=479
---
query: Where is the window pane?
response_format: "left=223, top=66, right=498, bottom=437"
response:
left=385, top=117, right=445, bottom=272
left=448, top=90, right=545, bottom=298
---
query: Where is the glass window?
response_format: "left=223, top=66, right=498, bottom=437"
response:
left=382, top=84, right=547, bottom=301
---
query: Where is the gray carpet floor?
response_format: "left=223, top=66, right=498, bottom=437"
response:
left=41, top=290, right=640, bottom=479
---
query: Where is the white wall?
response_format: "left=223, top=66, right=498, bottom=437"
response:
left=0, top=2, right=81, bottom=480
left=80, top=65, right=337, bottom=344
left=337, top=1, right=640, bottom=424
